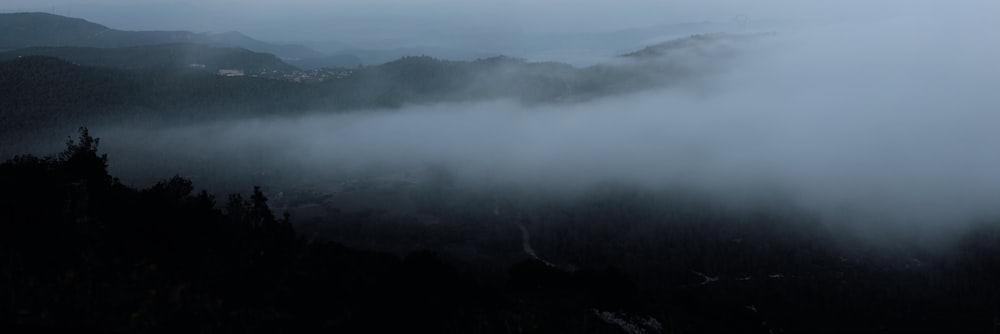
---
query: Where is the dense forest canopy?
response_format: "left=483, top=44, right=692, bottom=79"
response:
left=3, top=129, right=1000, bottom=333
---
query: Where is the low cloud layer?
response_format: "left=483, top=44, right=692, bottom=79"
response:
left=96, top=13, right=1000, bottom=236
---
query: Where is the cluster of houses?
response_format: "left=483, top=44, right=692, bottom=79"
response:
left=207, top=66, right=355, bottom=83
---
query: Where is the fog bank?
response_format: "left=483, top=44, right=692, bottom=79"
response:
left=99, top=14, right=1000, bottom=235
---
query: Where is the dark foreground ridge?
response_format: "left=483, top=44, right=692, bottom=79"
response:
left=3, top=129, right=1000, bottom=333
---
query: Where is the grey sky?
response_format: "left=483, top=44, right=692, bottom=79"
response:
left=2, top=0, right=976, bottom=43
left=6, top=0, right=992, bottom=64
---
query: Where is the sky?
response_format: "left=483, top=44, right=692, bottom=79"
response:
left=4, top=0, right=994, bottom=64
left=1, top=0, right=975, bottom=43
left=5, top=0, right=992, bottom=62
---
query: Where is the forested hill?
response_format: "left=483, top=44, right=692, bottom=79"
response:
left=0, top=128, right=650, bottom=333
left=0, top=33, right=760, bottom=151
left=5, top=129, right=1000, bottom=333
left=0, top=55, right=569, bottom=137
left=622, top=32, right=772, bottom=58
left=0, top=12, right=323, bottom=59
left=0, top=12, right=108, bottom=49
left=0, top=35, right=752, bottom=154
left=0, top=44, right=297, bottom=72
left=0, top=56, right=315, bottom=140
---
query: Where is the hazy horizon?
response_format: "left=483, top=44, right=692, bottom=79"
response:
left=3, top=0, right=983, bottom=58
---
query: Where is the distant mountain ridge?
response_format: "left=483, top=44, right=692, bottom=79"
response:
left=0, top=12, right=324, bottom=60
left=0, top=44, right=297, bottom=72
left=623, top=32, right=773, bottom=58
left=0, top=32, right=768, bottom=149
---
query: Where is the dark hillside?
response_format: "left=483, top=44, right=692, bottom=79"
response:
left=0, top=44, right=297, bottom=71
left=0, top=56, right=315, bottom=147
left=0, top=12, right=108, bottom=50
left=4, top=129, right=1000, bottom=333
left=0, top=128, right=651, bottom=333
left=0, top=12, right=322, bottom=59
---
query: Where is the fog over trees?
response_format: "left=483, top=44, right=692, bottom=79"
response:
left=89, top=15, right=1000, bottom=239
left=2, top=1, right=1000, bottom=332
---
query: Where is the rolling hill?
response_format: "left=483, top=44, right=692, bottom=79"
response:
left=0, top=12, right=323, bottom=60
left=0, top=44, right=297, bottom=72
left=0, top=32, right=765, bottom=153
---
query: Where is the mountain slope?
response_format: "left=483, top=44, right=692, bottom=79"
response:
left=287, top=54, right=364, bottom=69
left=0, top=12, right=323, bottom=60
left=0, top=12, right=108, bottom=49
left=0, top=56, right=317, bottom=146
left=205, top=31, right=324, bottom=59
left=0, top=33, right=767, bottom=149
left=0, top=44, right=297, bottom=71
left=623, top=32, right=771, bottom=58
